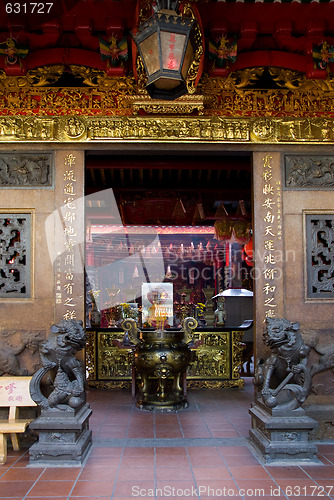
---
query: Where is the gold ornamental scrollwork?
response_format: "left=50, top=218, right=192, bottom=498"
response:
left=232, top=331, right=245, bottom=380
left=69, top=66, right=105, bottom=87
left=138, top=0, right=153, bottom=25
left=0, top=65, right=65, bottom=88
left=181, top=1, right=205, bottom=95
left=135, top=54, right=148, bottom=94
left=187, top=380, right=244, bottom=389
left=85, top=330, right=96, bottom=380
left=70, top=65, right=137, bottom=93
left=269, top=68, right=334, bottom=92
left=200, top=68, right=265, bottom=94
left=88, top=380, right=133, bottom=390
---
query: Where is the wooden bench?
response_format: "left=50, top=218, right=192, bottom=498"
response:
left=0, top=376, right=37, bottom=465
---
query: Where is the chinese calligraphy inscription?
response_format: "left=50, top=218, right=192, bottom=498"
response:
left=61, top=155, right=78, bottom=321
left=261, top=155, right=283, bottom=319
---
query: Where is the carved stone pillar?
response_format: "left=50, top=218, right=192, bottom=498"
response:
left=252, top=152, right=285, bottom=361
left=52, top=150, right=85, bottom=324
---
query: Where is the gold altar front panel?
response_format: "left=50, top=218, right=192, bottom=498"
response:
left=86, top=329, right=245, bottom=390
left=97, top=331, right=132, bottom=381
left=188, top=331, right=230, bottom=380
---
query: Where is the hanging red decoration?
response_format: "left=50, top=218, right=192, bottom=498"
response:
left=243, top=238, right=253, bottom=267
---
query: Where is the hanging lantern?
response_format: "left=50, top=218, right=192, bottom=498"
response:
left=132, top=0, right=203, bottom=100
left=232, top=219, right=252, bottom=245
left=214, top=219, right=233, bottom=242
left=214, top=201, right=251, bottom=244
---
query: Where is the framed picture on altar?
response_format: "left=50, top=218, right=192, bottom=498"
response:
left=142, top=283, right=173, bottom=328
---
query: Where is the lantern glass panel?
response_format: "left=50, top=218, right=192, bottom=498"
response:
left=181, top=40, right=194, bottom=79
left=140, top=33, right=160, bottom=76
left=160, top=31, right=186, bottom=71
left=154, top=76, right=181, bottom=90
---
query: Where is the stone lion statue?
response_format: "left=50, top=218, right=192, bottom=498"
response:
left=30, top=320, right=87, bottom=411
left=254, top=318, right=312, bottom=411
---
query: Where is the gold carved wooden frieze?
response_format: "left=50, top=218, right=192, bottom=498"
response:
left=2, top=114, right=334, bottom=143
left=200, top=69, right=334, bottom=118
left=1, top=66, right=334, bottom=143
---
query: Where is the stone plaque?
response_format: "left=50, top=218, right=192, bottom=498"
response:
left=0, top=153, right=52, bottom=188
left=285, top=155, right=334, bottom=189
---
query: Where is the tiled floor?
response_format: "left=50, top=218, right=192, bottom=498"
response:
left=1, top=378, right=334, bottom=500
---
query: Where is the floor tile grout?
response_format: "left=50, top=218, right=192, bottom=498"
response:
left=1, top=379, right=334, bottom=500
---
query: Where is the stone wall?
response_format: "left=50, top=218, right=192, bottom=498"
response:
left=253, top=151, right=334, bottom=440
left=0, top=147, right=85, bottom=373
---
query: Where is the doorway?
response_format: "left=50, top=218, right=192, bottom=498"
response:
left=84, top=151, right=254, bottom=386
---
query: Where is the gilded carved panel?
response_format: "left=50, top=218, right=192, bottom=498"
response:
left=87, top=330, right=245, bottom=387
left=0, top=114, right=333, bottom=143
left=187, top=332, right=230, bottom=380
left=0, top=67, right=334, bottom=144
left=97, top=332, right=132, bottom=380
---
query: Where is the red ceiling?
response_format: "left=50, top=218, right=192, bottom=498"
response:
left=1, top=0, right=334, bottom=79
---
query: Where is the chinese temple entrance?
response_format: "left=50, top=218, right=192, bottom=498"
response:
left=84, top=151, right=254, bottom=390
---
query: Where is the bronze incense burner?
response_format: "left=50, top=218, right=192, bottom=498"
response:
left=122, top=317, right=197, bottom=411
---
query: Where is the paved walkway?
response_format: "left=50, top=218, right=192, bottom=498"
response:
left=0, top=378, right=333, bottom=499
